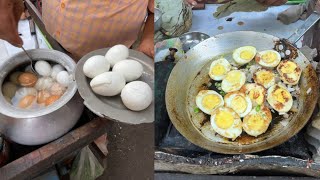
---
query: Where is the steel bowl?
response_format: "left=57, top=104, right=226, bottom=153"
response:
left=179, top=32, right=210, bottom=52
left=155, top=8, right=163, bottom=32
left=0, top=49, right=84, bottom=145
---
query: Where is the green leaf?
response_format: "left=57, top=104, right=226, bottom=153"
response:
left=194, top=107, right=200, bottom=113
left=256, top=105, right=261, bottom=112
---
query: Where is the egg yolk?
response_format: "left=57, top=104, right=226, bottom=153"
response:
left=240, top=50, right=254, bottom=61
left=211, top=64, right=226, bottom=76
left=247, top=114, right=264, bottom=131
left=273, top=88, right=290, bottom=103
left=215, top=111, right=234, bottom=129
left=248, top=90, right=263, bottom=105
left=226, top=71, right=241, bottom=84
left=261, top=52, right=277, bottom=63
left=281, top=61, right=297, bottom=74
left=202, top=94, right=221, bottom=110
left=231, top=95, right=247, bottom=113
left=257, top=71, right=273, bottom=84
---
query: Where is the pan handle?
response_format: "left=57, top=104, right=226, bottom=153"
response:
left=287, top=12, right=320, bottom=44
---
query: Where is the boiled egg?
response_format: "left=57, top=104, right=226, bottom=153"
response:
left=277, top=60, right=301, bottom=85
left=233, top=46, right=257, bottom=65
left=221, top=70, right=246, bottom=93
left=210, top=107, right=242, bottom=140
left=208, top=58, right=231, bottom=81
left=18, top=72, right=38, bottom=87
left=45, top=95, right=61, bottom=106
left=196, top=90, right=224, bottom=115
left=224, top=91, right=252, bottom=117
left=243, top=106, right=272, bottom=137
left=255, top=50, right=281, bottom=68
left=37, top=90, right=51, bottom=104
left=19, top=95, right=36, bottom=109
left=105, top=44, right=129, bottom=67
left=267, top=84, right=293, bottom=113
left=240, top=83, right=266, bottom=106
left=253, top=69, right=276, bottom=88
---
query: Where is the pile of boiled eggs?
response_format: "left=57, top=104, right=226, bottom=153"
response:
left=83, top=44, right=153, bottom=111
left=2, top=61, right=71, bottom=109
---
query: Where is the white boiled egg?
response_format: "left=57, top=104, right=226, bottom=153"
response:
left=83, top=55, right=110, bottom=79
left=243, top=105, right=272, bottom=137
left=208, top=58, right=231, bottom=81
left=35, top=60, right=52, bottom=76
left=221, top=70, right=246, bottom=93
left=253, top=69, right=276, bottom=88
left=196, top=90, right=224, bottom=115
left=113, top=60, right=143, bottom=82
left=210, top=107, right=242, bottom=140
left=277, top=60, right=302, bottom=85
left=267, top=84, right=293, bottom=113
left=233, top=46, right=257, bottom=65
left=105, top=44, right=129, bottom=67
left=90, top=72, right=125, bottom=96
left=240, top=83, right=266, bottom=106
left=224, top=91, right=252, bottom=117
left=255, top=50, right=281, bottom=68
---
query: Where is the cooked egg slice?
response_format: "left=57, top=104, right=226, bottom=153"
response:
left=267, top=84, right=293, bottom=113
left=277, top=60, right=302, bottom=85
left=253, top=69, right=276, bottom=88
left=255, top=50, right=281, bottom=68
left=196, top=90, right=224, bottom=115
left=210, top=107, right=242, bottom=140
left=240, top=83, right=266, bottom=106
left=224, top=91, right=252, bottom=117
left=221, top=70, right=246, bottom=93
left=209, top=58, right=231, bottom=81
left=233, top=46, right=257, bottom=65
left=243, top=106, right=272, bottom=137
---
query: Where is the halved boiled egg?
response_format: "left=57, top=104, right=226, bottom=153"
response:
left=233, top=46, right=257, bottom=65
left=277, top=60, right=301, bottom=85
left=267, top=84, right=293, bottom=113
left=209, top=58, right=231, bottom=81
left=253, top=69, right=276, bottom=88
left=255, top=50, right=281, bottom=68
left=243, top=106, right=272, bottom=137
left=224, top=91, right=252, bottom=117
left=221, top=70, right=246, bottom=93
left=210, top=107, right=242, bottom=140
left=240, top=83, right=266, bottom=106
left=196, top=90, right=224, bottom=115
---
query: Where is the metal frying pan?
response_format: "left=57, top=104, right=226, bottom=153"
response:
left=165, top=13, right=320, bottom=154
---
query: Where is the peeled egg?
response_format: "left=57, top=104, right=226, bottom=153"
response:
left=90, top=72, right=125, bottom=96
left=9, top=72, right=23, bottom=85
left=35, top=60, right=52, bottom=76
left=267, top=84, right=293, bottom=113
left=210, top=107, right=242, bottom=140
left=35, top=77, right=54, bottom=90
left=120, top=81, right=153, bottom=111
left=243, top=106, right=272, bottom=137
left=51, top=64, right=64, bottom=80
left=50, top=82, right=66, bottom=96
left=19, top=95, right=36, bottom=109
left=255, top=50, right=281, bottom=68
left=240, top=83, right=266, bottom=106
left=208, top=58, right=231, bottom=81
left=18, top=72, right=38, bottom=87
left=224, top=91, right=252, bottom=117
left=113, top=60, right=143, bottom=82
left=196, top=90, right=224, bottom=115
left=56, top=71, right=71, bottom=87
left=45, top=95, right=61, bottom=106
left=105, top=44, right=129, bottom=67
left=253, top=69, right=276, bottom=88
left=277, top=60, right=302, bottom=85
left=37, top=90, right=51, bottom=104
left=233, top=46, right=257, bottom=65
left=221, top=70, right=246, bottom=93
left=83, top=55, right=110, bottom=78
left=2, top=82, right=17, bottom=98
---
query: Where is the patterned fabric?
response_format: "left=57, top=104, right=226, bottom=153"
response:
left=42, top=0, right=149, bottom=60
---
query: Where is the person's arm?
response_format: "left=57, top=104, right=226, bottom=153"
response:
left=138, top=0, right=154, bottom=58
left=0, top=0, right=24, bottom=47
left=256, top=0, right=288, bottom=6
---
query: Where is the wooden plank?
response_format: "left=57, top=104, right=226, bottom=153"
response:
left=0, top=118, right=109, bottom=180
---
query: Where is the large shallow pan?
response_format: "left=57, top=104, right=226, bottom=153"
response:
left=166, top=14, right=320, bottom=154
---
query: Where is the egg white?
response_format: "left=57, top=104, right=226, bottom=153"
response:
left=267, top=84, right=293, bottom=113
left=221, top=70, right=246, bottom=93
left=233, top=46, right=257, bottom=65
left=255, top=50, right=281, bottom=68
left=196, top=90, right=224, bottom=115
left=208, top=58, right=231, bottom=81
left=224, top=91, right=252, bottom=117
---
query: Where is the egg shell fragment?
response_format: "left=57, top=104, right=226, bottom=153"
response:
left=112, top=60, right=143, bottom=82
left=105, top=44, right=129, bottom=67
left=83, top=55, right=110, bottom=78
left=90, top=72, right=126, bottom=96
left=35, top=60, right=52, bottom=76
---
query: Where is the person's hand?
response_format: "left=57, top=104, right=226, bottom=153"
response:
left=0, top=0, right=24, bottom=47
left=256, top=0, right=287, bottom=6
left=138, top=38, right=154, bottom=58
left=185, top=0, right=197, bottom=6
